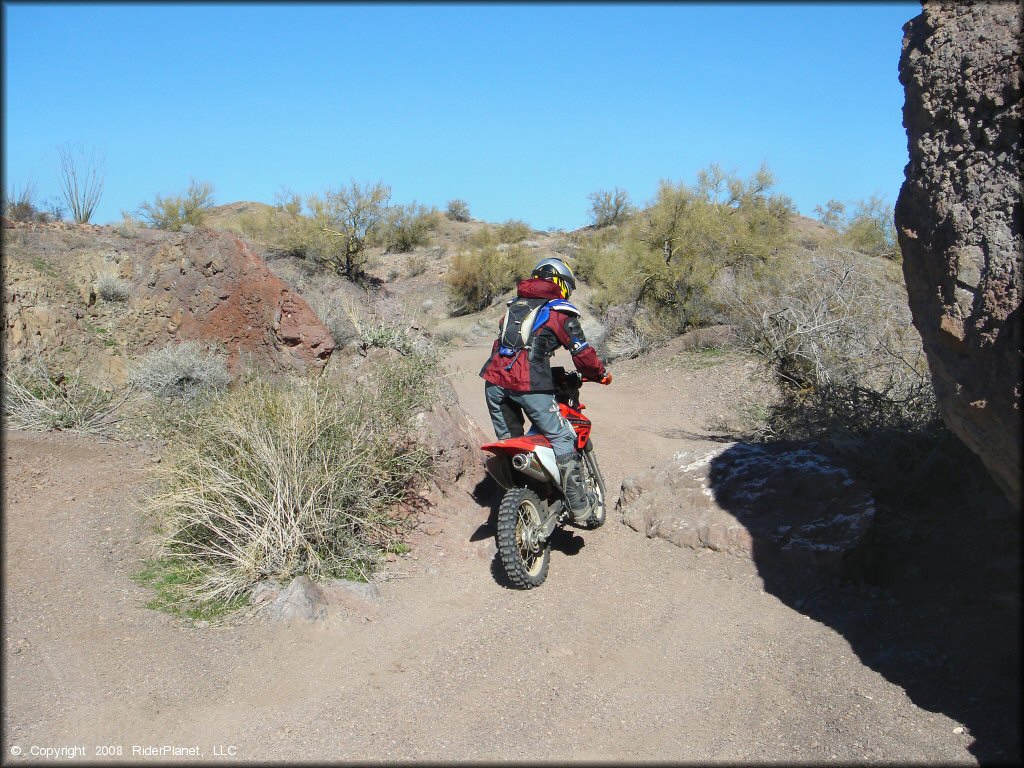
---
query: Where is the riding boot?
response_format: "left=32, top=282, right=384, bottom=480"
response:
left=556, top=453, right=591, bottom=524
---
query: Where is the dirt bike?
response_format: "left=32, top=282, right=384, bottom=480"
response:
left=481, top=367, right=609, bottom=589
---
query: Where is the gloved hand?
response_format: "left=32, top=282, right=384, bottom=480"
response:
left=599, top=371, right=613, bottom=385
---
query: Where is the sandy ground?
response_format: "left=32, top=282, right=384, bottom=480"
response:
left=1, top=342, right=1007, bottom=764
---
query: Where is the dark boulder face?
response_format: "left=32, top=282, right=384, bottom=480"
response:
left=896, top=2, right=1023, bottom=506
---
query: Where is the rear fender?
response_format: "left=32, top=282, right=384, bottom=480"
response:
left=482, top=441, right=561, bottom=490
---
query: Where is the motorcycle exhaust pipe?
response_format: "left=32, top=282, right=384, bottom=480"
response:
left=511, top=452, right=549, bottom=482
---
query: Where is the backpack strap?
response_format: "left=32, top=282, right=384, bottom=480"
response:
left=546, top=299, right=581, bottom=317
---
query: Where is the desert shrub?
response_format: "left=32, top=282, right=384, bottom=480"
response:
left=239, top=185, right=392, bottom=277
left=2, top=361, right=129, bottom=435
left=728, top=250, right=941, bottom=491
left=431, top=321, right=464, bottom=344
left=407, top=253, right=429, bottom=277
left=341, top=301, right=422, bottom=355
left=138, top=179, right=215, bottom=231
left=235, top=191, right=319, bottom=259
left=2, top=182, right=64, bottom=223
left=605, top=325, right=651, bottom=361
left=130, top=341, right=231, bottom=400
left=56, top=142, right=105, bottom=224
left=843, top=195, right=900, bottom=261
left=445, top=235, right=532, bottom=316
left=495, top=218, right=532, bottom=244
left=376, top=202, right=441, bottom=253
left=814, top=195, right=900, bottom=261
left=114, top=212, right=142, bottom=238
left=571, top=226, right=624, bottom=284
left=142, top=354, right=437, bottom=606
left=95, top=274, right=131, bottom=303
left=588, top=187, right=633, bottom=228
left=729, top=252, right=925, bottom=397
left=446, top=198, right=471, bottom=222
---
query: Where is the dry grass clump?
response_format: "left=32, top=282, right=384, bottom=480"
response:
left=143, top=353, right=436, bottom=607
left=343, top=301, right=425, bottom=355
left=604, top=325, right=652, bottom=362
left=306, top=294, right=359, bottom=349
left=407, top=253, right=429, bottom=277
left=95, top=274, right=131, bottom=303
left=130, top=341, right=230, bottom=400
left=2, top=361, right=130, bottom=435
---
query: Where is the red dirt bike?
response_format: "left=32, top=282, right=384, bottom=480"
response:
left=481, top=367, right=609, bottom=589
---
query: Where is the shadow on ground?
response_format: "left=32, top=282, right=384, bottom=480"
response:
left=708, top=441, right=1021, bottom=765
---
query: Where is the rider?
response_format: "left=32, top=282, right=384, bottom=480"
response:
left=480, top=257, right=612, bottom=523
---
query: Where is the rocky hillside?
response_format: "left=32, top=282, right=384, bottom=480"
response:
left=3, top=221, right=333, bottom=385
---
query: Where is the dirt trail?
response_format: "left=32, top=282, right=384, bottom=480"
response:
left=2, top=344, right=982, bottom=763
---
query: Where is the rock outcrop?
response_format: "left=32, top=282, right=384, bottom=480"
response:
left=3, top=222, right=334, bottom=382
left=134, top=229, right=334, bottom=372
left=618, top=443, right=876, bottom=580
left=895, top=3, right=1023, bottom=505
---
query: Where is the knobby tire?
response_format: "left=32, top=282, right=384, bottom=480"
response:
left=496, top=488, right=551, bottom=589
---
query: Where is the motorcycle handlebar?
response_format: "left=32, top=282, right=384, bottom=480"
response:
left=552, top=367, right=607, bottom=387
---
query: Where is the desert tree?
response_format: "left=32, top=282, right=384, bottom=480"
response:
left=373, top=202, right=441, bottom=253
left=446, top=199, right=471, bottom=222
left=843, top=195, right=900, bottom=261
left=813, top=195, right=900, bottom=261
left=588, top=187, right=633, bottom=228
left=814, top=199, right=846, bottom=231
left=307, top=180, right=391, bottom=278
left=56, top=142, right=106, bottom=223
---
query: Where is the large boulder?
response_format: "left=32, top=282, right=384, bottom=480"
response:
left=895, top=3, right=1023, bottom=505
left=618, top=443, right=876, bottom=580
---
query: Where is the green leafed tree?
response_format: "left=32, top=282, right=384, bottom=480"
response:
left=585, top=163, right=795, bottom=333
left=307, top=181, right=391, bottom=278
left=843, top=195, right=900, bottom=261
left=588, top=187, right=633, bottom=228
left=813, top=195, right=900, bottom=261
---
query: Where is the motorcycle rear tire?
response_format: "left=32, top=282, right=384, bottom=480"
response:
left=581, top=441, right=608, bottom=529
left=496, top=488, right=551, bottom=589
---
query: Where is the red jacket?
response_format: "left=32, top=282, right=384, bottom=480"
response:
left=480, top=278, right=607, bottom=392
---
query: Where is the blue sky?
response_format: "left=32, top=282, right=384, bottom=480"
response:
left=3, top=2, right=920, bottom=230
